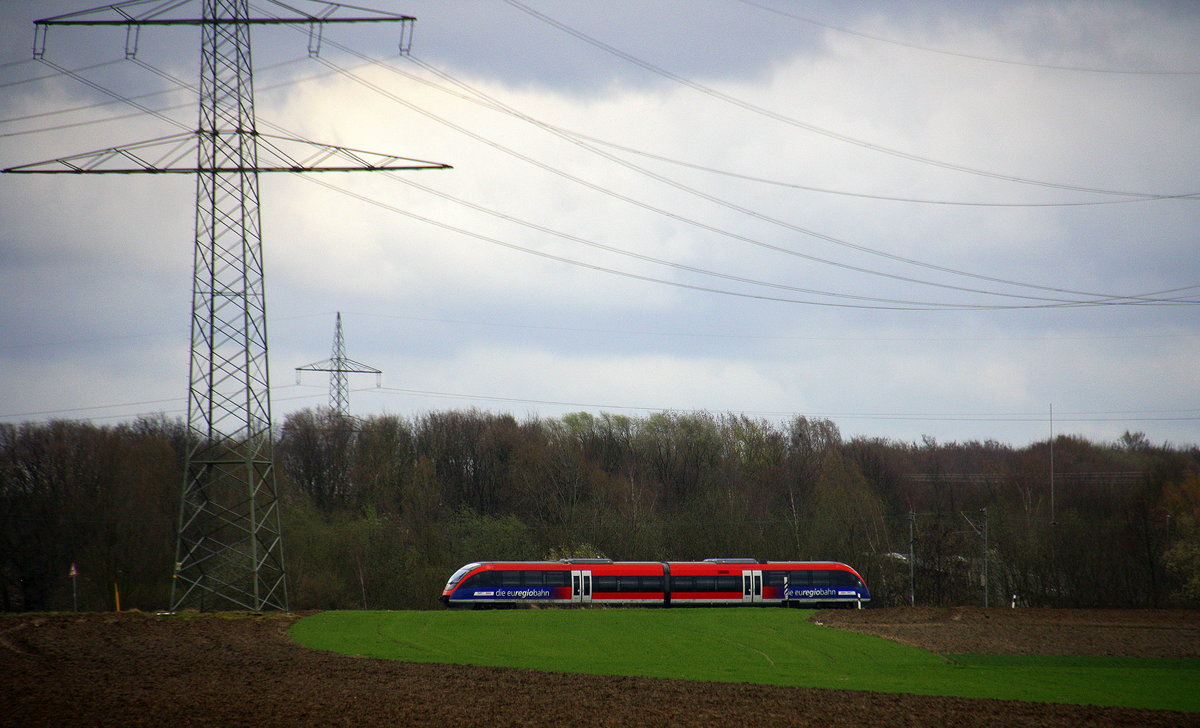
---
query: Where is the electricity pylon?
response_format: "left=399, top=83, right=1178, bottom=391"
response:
left=4, top=0, right=449, bottom=612
left=296, top=312, right=382, bottom=418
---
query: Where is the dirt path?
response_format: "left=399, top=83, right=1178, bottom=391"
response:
left=0, top=610, right=1195, bottom=728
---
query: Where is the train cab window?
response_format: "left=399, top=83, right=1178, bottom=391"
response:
left=446, top=563, right=480, bottom=588
left=544, top=570, right=569, bottom=587
left=462, top=570, right=498, bottom=589
left=500, top=571, right=522, bottom=587
left=828, top=570, right=859, bottom=586
left=809, top=570, right=855, bottom=586
left=521, top=571, right=544, bottom=586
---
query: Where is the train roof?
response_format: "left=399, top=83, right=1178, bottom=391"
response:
left=455, top=559, right=859, bottom=567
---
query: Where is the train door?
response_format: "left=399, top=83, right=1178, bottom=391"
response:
left=571, top=570, right=593, bottom=604
left=742, top=570, right=763, bottom=603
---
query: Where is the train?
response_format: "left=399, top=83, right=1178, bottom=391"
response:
left=440, top=558, right=870, bottom=608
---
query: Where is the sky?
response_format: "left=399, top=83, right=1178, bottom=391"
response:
left=1, top=0, right=1198, bottom=447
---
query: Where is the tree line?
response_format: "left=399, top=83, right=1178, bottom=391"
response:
left=2, top=409, right=1198, bottom=611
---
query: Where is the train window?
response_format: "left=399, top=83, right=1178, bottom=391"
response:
left=694, top=576, right=715, bottom=592
left=500, top=571, right=522, bottom=587
left=764, top=571, right=785, bottom=587
left=811, top=571, right=832, bottom=586
left=462, top=571, right=498, bottom=588
left=544, top=570, right=569, bottom=587
left=828, top=570, right=858, bottom=586
left=789, top=570, right=811, bottom=586
left=521, top=571, right=544, bottom=586
left=717, top=575, right=740, bottom=592
left=594, top=575, right=618, bottom=592
left=672, top=575, right=694, bottom=591
left=616, top=576, right=638, bottom=592
left=642, top=575, right=664, bottom=591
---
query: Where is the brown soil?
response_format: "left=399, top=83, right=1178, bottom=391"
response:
left=816, top=606, right=1200, bottom=658
left=0, top=609, right=1196, bottom=728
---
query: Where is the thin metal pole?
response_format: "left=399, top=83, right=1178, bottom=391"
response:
left=982, top=506, right=988, bottom=608
left=908, top=510, right=915, bottom=607
left=1050, top=403, right=1056, bottom=525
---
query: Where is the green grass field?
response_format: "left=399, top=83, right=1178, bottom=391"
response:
left=289, top=609, right=1199, bottom=712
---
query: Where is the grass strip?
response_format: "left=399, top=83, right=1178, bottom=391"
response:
left=290, top=609, right=1198, bottom=712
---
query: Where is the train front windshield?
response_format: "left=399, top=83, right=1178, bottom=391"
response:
left=444, top=563, right=482, bottom=591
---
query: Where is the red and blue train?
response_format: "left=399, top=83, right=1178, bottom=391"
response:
left=441, top=558, right=870, bottom=608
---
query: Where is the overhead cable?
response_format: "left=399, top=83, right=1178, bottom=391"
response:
left=321, top=52, right=1193, bottom=306
left=407, top=53, right=1197, bottom=303
left=736, top=0, right=1200, bottom=76
left=503, top=0, right=1188, bottom=199
left=116, top=50, right=1197, bottom=309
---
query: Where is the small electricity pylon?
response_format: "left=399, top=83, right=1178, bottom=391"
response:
left=296, top=312, right=382, bottom=419
left=4, top=0, right=449, bottom=612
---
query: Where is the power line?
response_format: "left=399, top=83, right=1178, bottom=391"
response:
left=503, top=0, right=1190, bottom=198
left=361, top=386, right=1200, bottom=423
left=311, top=55, right=1191, bottom=309
left=0, top=57, right=127, bottom=89
left=0, top=57, right=38, bottom=72
left=20, top=50, right=1191, bottom=209
left=6, top=19, right=1195, bottom=319
left=376, top=56, right=1198, bottom=209
left=170, top=12, right=1184, bottom=308
left=10, top=36, right=1196, bottom=310
left=0, top=386, right=332, bottom=423
left=106, top=54, right=979, bottom=309
left=2, top=308, right=1195, bottom=358
left=33, top=56, right=190, bottom=132
left=0, top=55, right=309, bottom=128
left=5, top=384, right=1196, bottom=427
left=735, top=0, right=1200, bottom=76
left=298, top=45, right=1194, bottom=307
left=559, top=131, right=1199, bottom=209
left=345, top=310, right=1200, bottom=343
left=301, top=171, right=1129, bottom=311
left=399, top=53, right=1196, bottom=306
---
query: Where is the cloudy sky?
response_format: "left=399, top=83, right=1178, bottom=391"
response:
left=1, top=0, right=1197, bottom=447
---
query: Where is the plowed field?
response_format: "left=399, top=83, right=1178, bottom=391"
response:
left=1, top=608, right=1196, bottom=728
left=816, top=606, right=1200, bottom=658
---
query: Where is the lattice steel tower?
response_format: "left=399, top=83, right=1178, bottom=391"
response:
left=4, top=0, right=449, bottom=611
left=296, top=312, right=382, bottom=418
